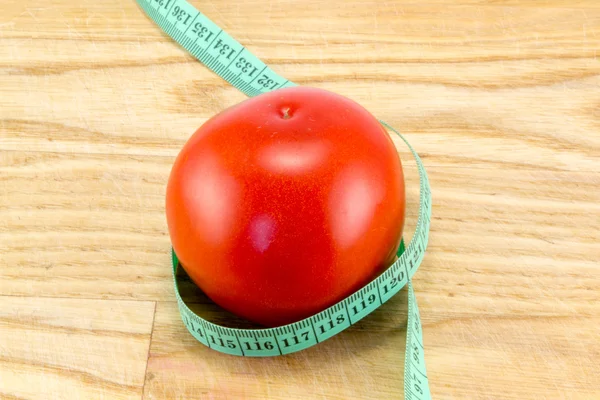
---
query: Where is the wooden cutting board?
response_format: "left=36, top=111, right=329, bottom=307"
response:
left=1, top=1, right=599, bottom=399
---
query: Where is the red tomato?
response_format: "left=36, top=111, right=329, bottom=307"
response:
left=166, top=86, right=405, bottom=327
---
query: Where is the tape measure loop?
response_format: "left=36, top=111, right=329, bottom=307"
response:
left=138, top=1, right=432, bottom=398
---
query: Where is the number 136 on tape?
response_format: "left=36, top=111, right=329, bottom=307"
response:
left=137, top=1, right=433, bottom=398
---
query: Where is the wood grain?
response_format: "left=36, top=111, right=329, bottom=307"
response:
left=1, top=0, right=599, bottom=399
left=0, top=296, right=155, bottom=400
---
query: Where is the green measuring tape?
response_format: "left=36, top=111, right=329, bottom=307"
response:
left=136, top=1, right=432, bottom=398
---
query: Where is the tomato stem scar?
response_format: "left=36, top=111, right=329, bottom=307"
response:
left=280, top=106, right=292, bottom=119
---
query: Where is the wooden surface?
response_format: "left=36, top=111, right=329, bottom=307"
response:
left=1, top=0, right=599, bottom=399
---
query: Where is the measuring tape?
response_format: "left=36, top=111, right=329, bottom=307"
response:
left=135, top=1, right=432, bottom=398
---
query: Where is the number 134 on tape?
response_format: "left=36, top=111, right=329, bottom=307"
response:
left=137, top=1, right=433, bottom=398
